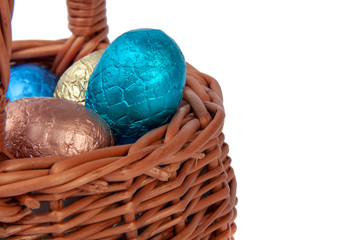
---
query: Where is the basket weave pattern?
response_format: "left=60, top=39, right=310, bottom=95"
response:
left=0, top=0, right=237, bottom=239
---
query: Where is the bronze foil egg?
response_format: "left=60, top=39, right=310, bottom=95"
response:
left=5, top=97, right=114, bottom=158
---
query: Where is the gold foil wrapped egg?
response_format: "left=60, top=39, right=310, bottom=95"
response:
left=5, top=97, right=114, bottom=158
left=54, top=49, right=104, bottom=105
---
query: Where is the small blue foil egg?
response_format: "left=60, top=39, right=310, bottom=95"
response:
left=6, top=64, right=58, bottom=101
left=85, top=29, right=186, bottom=144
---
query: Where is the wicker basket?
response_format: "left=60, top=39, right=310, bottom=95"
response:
left=0, top=0, right=237, bottom=239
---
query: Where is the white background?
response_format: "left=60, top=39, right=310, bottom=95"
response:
left=11, top=0, right=361, bottom=239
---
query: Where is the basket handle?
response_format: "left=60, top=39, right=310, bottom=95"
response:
left=52, top=0, right=109, bottom=76
left=0, top=0, right=109, bottom=159
left=0, top=0, right=14, bottom=93
left=0, top=0, right=14, bottom=159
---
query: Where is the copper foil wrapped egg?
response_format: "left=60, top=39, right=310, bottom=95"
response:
left=5, top=97, right=114, bottom=158
left=54, top=49, right=104, bottom=105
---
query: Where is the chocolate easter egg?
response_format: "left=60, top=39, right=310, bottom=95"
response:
left=6, top=64, right=58, bottom=102
left=85, top=29, right=186, bottom=144
left=5, top=97, right=114, bottom=158
left=54, top=50, right=104, bottom=105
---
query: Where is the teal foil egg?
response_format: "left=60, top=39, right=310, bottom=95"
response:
left=6, top=64, right=58, bottom=102
left=85, top=29, right=186, bottom=144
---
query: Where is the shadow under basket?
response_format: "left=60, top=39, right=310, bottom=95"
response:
left=0, top=0, right=237, bottom=239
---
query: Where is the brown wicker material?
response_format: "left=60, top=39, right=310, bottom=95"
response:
left=0, top=0, right=237, bottom=239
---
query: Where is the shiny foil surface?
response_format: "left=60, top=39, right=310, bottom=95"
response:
left=5, top=97, right=114, bottom=158
left=6, top=64, right=58, bottom=102
left=85, top=29, right=186, bottom=144
left=54, top=50, right=104, bottom=105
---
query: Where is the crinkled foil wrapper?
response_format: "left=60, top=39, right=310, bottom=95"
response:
left=85, top=29, right=186, bottom=144
left=54, top=49, right=104, bottom=105
left=5, top=97, right=114, bottom=158
left=7, top=63, right=58, bottom=101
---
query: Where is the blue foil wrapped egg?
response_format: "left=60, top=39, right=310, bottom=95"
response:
left=85, top=29, right=186, bottom=144
left=6, top=64, right=58, bottom=102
